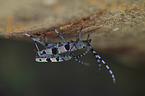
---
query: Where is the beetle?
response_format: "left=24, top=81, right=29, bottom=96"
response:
left=23, top=26, right=116, bottom=83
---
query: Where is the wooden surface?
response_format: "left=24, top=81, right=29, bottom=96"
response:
left=0, top=0, right=145, bottom=67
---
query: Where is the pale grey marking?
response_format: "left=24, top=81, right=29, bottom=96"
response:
left=35, top=58, right=47, bottom=62
left=47, top=43, right=57, bottom=47
left=50, top=58, right=57, bottom=62
left=58, top=46, right=67, bottom=54
left=102, top=60, right=105, bottom=64
left=84, top=63, right=88, bottom=65
left=106, top=65, right=110, bottom=69
left=70, top=44, right=77, bottom=51
left=113, top=79, right=116, bottom=83
left=98, top=64, right=101, bottom=67
left=44, top=49, right=52, bottom=54
left=112, top=75, right=114, bottom=78
left=38, top=49, right=53, bottom=56
left=82, top=62, right=89, bottom=66
left=57, top=57, right=63, bottom=62
left=95, top=55, right=101, bottom=59
left=95, top=55, right=99, bottom=58
left=23, top=33, right=30, bottom=37
left=109, top=70, right=113, bottom=75
left=93, top=51, right=96, bottom=53
left=64, top=55, right=72, bottom=60
left=89, top=46, right=92, bottom=49
left=86, top=48, right=90, bottom=53
left=84, top=63, right=87, bottom=65
left=50, top=57, right=63, bottom=62
left=98, top=55, right=101, bottom=59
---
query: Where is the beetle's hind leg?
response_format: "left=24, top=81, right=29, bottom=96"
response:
left=55, top=29, right=66, bottom=42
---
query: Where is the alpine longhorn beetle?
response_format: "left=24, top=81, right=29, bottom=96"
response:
left=23, top=26, right=116, bottom=83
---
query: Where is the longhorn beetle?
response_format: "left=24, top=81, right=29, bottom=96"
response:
left=23, top=26, right=116, bottom=83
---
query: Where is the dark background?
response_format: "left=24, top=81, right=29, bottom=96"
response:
left=0, top=38, right=145, bottom=96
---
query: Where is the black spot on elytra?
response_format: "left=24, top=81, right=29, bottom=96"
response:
left=39, top=59, right=41, bottom=61
left=52, top=48, right=58, bottom=55
left=35, top=33, right=41, bottom=36
left=65, top=42, right=70, bottom=50
left=46, top=58, right=51, bottom=62
left=43, top=51, right=46, bottom=54
left=56, top=57, right=59, bottom=61
left=58, top=42, right=62, bottom=47
left=90, top=48, right=93, bottom=52
left=61, top=57, right=64, bottom=61
left=30, top=36, right=33, bottom=38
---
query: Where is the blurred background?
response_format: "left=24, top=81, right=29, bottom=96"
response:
left=0, top=0, right=145, bottom=96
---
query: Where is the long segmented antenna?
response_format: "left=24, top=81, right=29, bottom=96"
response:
left=23, top=33, right=46, bottom=48
left=88, top=44, right=116, bottom=84
left=55, top=29, right=66, bottom=42
left=74, top=47, right=90, bottom=58
left=74, top=57, right=89, bottom=66
left=71, top=52, right=89, bottom=66
left=69, top=43, right=89, bottom=66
